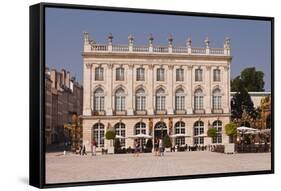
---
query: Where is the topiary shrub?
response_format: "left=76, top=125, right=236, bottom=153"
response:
left=105, top=130, right=116, bottom=140
left=224, top=123, right=237, bottom=143
left=207, top=128, right=217, bottom=138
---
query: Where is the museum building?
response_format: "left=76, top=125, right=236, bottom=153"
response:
left=81, top=32, right=232, bottom=151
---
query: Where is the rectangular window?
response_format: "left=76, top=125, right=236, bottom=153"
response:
left=95, top=67, right=104, bottom=81
left=156, top=96, right=165, bottom=110
left=116, top=68, right=124, bottom=81
left=213, top=69, right=221, bottom=81
left=195, top=68, right=203, bottom=81
left=212, top=96, right=221, bottom=109
left=157, top=68, right=165, bottom=81
left=136, top=68, right=145, bottom=81
left=176, top=96, right=185, bottom=110
left=175, top=137, right=185, bottom=145
left=194, top=96, right=203, bottom=110
left=176, top=68, right=184, bottom=81
left=116, top=97, right=125, bottom=111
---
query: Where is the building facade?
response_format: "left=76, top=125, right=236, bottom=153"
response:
left=82, top=32, right=232, bottom=151
left=45, top=68, right=83, bottom=145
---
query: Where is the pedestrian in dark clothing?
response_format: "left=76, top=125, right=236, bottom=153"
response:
left=82, top=145, right=87, bottom=155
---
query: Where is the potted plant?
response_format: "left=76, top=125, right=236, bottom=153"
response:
left=224, top=123, right=237, bottom=154
left=105, top=129, right=116, bottom=154
left=207, top=127, right=217, bottom=143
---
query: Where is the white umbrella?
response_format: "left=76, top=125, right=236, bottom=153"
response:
left=260, top=129, right=271, bottom=134
left=170, top=134, right=191, bottom=138
left=115, top=135, right=126, bottom=139
left=237, top=126, right=258, bottom=132
left=128, top=134, right=153, bottom=139
left=194, top=133, right=208, bottom=137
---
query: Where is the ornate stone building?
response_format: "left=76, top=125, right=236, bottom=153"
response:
left=81, top=32, right=232, bottom=151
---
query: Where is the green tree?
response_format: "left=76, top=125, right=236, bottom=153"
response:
left=225, top=123, right=237, bottom=143
left=231, top=87, right=260, bottom=121
left=207, top=128, right=217, bottom=138
left=163, top=134, right=172, bottom=148
left=231, top=67, right=264, bottom=92
left=105, top=130, right=116, bottom=140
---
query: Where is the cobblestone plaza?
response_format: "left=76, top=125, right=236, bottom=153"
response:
left=46, top=152, right=271, bottom=184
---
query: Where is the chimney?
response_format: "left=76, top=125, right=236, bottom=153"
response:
left=50, top=69, right=56, bottom=89
left=66, top=71, right=70, bottom=88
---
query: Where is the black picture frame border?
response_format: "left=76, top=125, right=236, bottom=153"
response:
left=29, top=2, right=274, bottom=189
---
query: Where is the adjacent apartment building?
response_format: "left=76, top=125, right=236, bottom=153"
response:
left=45, top=68, right=83, bottom=145
left=81, top=32, right=232, bottom=151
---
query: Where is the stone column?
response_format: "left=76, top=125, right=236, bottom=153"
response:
left=224, top=65, right=230, bottom=113
left=106, top=64, right=113, bottom=115
left=83, top=63, right=92, bottom=115
left=127, top=64, right=134, bottom=115
left=205, top=66, right=212, bottom=114
left=167, top=65, right=174, bottom=114
left=186, top=66, right=193, bottom=114
left=82, top=119, right=93, bottom=152
left=147, top=65, right=154, bottom=115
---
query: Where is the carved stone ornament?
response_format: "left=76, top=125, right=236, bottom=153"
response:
left=86, top=63, right=92, bottom=69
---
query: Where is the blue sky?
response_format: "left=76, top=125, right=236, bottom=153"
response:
left=46, top=7, right=271, bottom=91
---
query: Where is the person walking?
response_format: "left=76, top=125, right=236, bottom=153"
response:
left=159, top=138, right=164, bottom=156
left=134, top=140, right=140, bottom=157
left=79, top=145, right=83, bottom=155
left=154, top=138, right=159, bottom=156
left=82, top=145, right=87, bottom=155
left=92, top=139, right=97, bottom=156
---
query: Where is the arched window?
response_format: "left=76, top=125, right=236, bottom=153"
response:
left=194, top=121, right=204, bottom=145
left=136, top=88, right=146, bottom=111
left=115, top=88, right=125, bottom=111
left=213, top=69, right=221, bottom=82
left=195, top=68, right=203, bottom=81
left=114, top=123, right=126, bottom=146
left=176, top=68, right=184, bottom=81
left=135, top=122, right=146, bottom=147
left=156, top=88, right=165, bottom=111
left=93, top=123, right=105, bottom=147
left=194, top=89, right=204, bottom=110
left=156, top=68, right=165, bottom=81
left=212, top=89, right=222, bottom=109
left=175, top=121, right=185, bottom=145
left=116, top=67, right=124, bottom=81
left=95, top=66, right=104, bottom=81
left=136, top=67, right=145, bottom=81
left=94, top=88, right=104, bottom=112
left=212, top=120, right=222, bottom=144
left=175, top=88, right=185, bottom=111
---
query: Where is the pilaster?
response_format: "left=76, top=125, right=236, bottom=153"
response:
left=106, top=64, right=113, bottom=115
left=147, top=64, right=154, bottom=115
left=83, top=63, right=92, bottom=115
left=167, top=65, right=174, bottom=114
